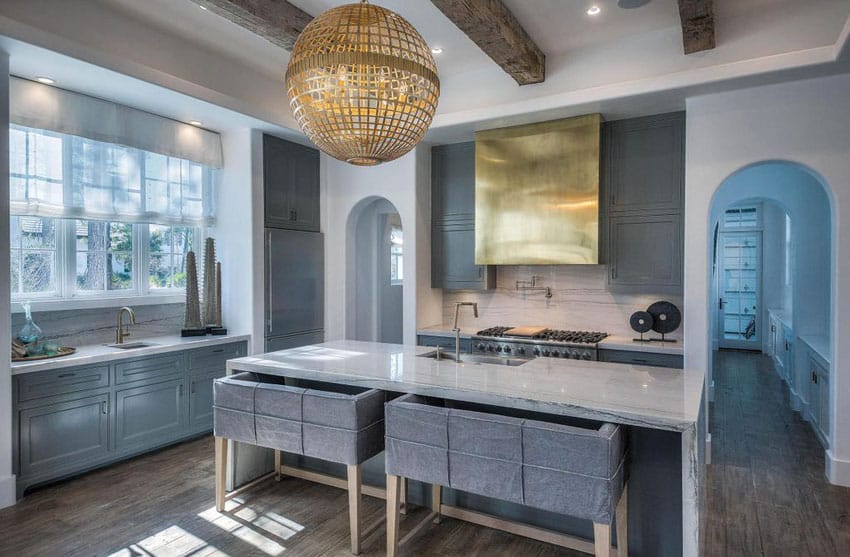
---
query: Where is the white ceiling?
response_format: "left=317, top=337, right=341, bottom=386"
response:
left=2, top=0, right=849, bottom=143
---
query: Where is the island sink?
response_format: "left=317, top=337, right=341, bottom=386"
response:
left=418, top=350, right=531, bottom=367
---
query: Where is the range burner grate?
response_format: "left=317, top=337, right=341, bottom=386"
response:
left=475, top=327, right=608, bottom=345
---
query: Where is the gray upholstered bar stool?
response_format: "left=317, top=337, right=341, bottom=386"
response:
left=213, top=372, right=385, bottom=554
left=384, top=394, right=628, bottom=557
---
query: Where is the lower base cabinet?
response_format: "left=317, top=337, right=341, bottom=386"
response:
left=807, top=355, right=830, bottom=447
left=598, top=349, right=683, bottom=369
left=115, top=378, right=185, bottom=450
left=13, top=340, right=247, bottom=497
left=18, top=392, right=110, bottom=479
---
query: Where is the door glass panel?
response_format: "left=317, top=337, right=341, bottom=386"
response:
left=721, top=232, right=760, bottom=344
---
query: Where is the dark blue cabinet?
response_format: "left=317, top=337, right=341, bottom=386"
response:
left=431, top=142, right=495, bottom=290
left=264, top=134, right=320, bottom=232
left=603, top=112, right=685, bottom=293
left=13, top=340, right=247, bottom=497
left=417, top=334, right=472, bottom=353
left=598, top=349, right=683, bottom=369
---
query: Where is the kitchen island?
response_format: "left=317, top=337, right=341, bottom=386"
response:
left=227, top=340, right=706, bottom=556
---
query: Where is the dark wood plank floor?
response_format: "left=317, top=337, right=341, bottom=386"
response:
left=705, top=350, right=850, bottom=556
left=1, top=350, right=848, bottom=556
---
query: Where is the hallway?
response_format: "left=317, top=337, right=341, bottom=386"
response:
left=705, top=350, right=850, bottom=555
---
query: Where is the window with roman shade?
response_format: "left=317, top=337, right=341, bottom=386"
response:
left=8, top=77, right=223, bottom=303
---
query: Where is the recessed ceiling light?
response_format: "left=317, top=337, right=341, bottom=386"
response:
left=35, top=77, right=55, bottom=85
left=188, top=120, right=203, bottom=127
left=199, top=4, right=208, bottom=10
left=431, top=47, right=443, bottom=54
left=587, top=5, right=601, bottom=16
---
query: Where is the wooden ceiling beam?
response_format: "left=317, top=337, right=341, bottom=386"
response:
left=190, top=0, right=312, bottom=51
left=677, top=0, right=715, bottom=54
left=430, top=0, right=545, bottom=85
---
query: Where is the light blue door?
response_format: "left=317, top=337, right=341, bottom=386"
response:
left=719, top=231, right=762, bottom=349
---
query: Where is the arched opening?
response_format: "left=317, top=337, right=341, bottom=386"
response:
left=707, top=161, right=833, bottom=461
left=345, top=196, right=404, bottom=343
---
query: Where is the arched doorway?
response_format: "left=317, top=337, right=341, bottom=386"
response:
left=707, top=160, right=833, bottom=453
left=345, top=197, right=404, bottom=343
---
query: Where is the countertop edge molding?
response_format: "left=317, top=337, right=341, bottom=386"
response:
left=11, top=334, right=252, bottom=375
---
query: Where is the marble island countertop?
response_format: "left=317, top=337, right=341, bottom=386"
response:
left=12, top=333, right=252, bottom=375
left=228, top=340, right=704, bottom=432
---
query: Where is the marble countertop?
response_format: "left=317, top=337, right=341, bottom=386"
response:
left=598, top=335, right=684, bottom=355
left=228, top=340, right=704, bottom=432
left=417, top=324, right=478, bottom=338
left=12, top=333, right=252, bottom=375
left=798, top=334, right=831, bottom=367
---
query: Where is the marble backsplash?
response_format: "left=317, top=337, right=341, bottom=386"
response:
left=12, top=303, right=185, bottom=347
left=441, top=266, right=684, bottom=340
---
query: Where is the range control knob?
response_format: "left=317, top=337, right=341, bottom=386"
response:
left=504, top=346, right=512, bottom=354
left=517, top=347, right=526, bottom=355
left=477, top=343, right=486, bottom=351
left=582, top=352, right=593, bottom=360
left=488, top=345, right=496, bottom=352
left=542, top=350, right=550, bottom=357
left=552, top=350, right=561, bottom=358
left=533, top=348, right=541, bottom=356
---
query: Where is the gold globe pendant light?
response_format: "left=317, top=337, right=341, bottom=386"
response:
left=285, top=0, right=440, bottom=166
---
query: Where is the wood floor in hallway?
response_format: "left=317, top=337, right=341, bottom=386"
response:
left=705, top=349, right=850, bottom=556
left=0, top=349, right=847, bottom=556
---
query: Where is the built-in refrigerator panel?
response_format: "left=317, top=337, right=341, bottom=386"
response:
left=265, top=228, right=324, bottom=344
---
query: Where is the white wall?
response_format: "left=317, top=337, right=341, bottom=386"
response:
left=216, top=128, right=265, bottom=354
left=322, top=146, right=441, bottom=345
left=0, top=52, right=15, bottom=509
left=685, top=73, right=850, bottom=484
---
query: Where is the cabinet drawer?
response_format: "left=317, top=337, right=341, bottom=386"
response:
left=115, top=354, right=184, bottom=385
left=187, top=342, right=246, bottom=374
left=17, top=365, right=110, bottom=402
left=598, top=349, right=683, bottom=369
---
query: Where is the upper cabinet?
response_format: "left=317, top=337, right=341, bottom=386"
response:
left=264, top=134, right=320, bottom=232
left=431, top=142, right=495, bottom=291
left=603, top=112, right=685, bottom=294
left=605, top=112, right=684, bottom=214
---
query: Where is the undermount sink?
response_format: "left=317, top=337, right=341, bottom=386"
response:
left=107, top=341, right=158, bottom=350
left=419, top=351, right=530, bottom=367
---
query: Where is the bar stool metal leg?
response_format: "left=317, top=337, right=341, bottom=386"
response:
left=593, top=523, right=611, bottom=557
left=214, top=436, right=228, bottom=512
left=347, top=464, right=362, bottom=554
left=386, top=474, right=402, bottom=557
left=616, top=485, right=629, bottom=557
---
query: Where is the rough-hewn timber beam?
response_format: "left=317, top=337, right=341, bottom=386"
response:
left=430, top=0, right=545, bottom=85
left=677, top=0, right=715, bottom=54
left=190, top=0, right=312, bottom=51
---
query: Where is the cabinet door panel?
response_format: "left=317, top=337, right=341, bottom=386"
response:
left=264, top=134, right=320, bottom=231
left=432, top=143, right=476, bottom=219
left=19, top=393, right=109, bottom=477
left=189, top=373, right=217, bottom=431
left=608, top=214, right=682, bottom=290
left=435, top=226, right=494, bottom=290
left=606, top=113, right=684, bottom=213
left=115, top=379, right=184, bottom=450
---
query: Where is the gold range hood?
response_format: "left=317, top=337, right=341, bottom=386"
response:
left=475, top=114, right=601, bottom=265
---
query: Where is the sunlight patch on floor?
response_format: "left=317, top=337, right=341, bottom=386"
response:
left=198, top=499, right=306, bottom=556
left=107, top=524, right=223, bottom=557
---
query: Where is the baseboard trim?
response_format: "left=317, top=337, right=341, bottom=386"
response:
left=0, top=474, right=17, bottom=509
left=826, top=450, right=850, bottom=486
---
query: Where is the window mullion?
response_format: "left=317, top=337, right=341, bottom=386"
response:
left=139, top=223, right=149, bottom=297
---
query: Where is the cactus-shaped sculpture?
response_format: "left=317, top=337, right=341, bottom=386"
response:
left=202, top=237, right=218, bottom=327
left=214, top=262, right=223, bottom=327
left=183, top=251, right=203, bottom=332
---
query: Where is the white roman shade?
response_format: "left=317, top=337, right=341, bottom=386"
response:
left=9, top=78, right=220, bottom=226
left=10, top=77, right=222, bottom=168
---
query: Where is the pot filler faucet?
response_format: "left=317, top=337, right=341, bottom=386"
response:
left=452, top=302, right=479, bottom=362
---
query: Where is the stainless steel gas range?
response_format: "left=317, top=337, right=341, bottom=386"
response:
left=472, top=326, right=608, bottom=361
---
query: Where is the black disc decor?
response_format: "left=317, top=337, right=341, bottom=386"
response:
left=647, top=301, right=682, bottom=343
left=630, top=311, right=654, bottom=342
